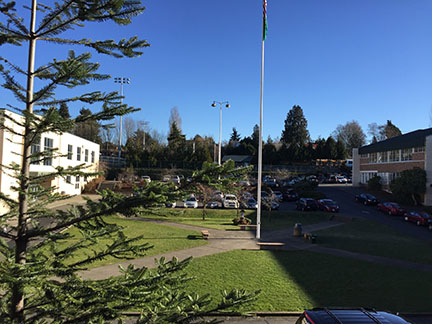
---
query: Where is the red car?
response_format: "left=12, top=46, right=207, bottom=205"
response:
left=404, top=211, right=432, bottom=227
left=377, top=202, right=406, bottom=216
left=317, top=199, right=340, bottom=213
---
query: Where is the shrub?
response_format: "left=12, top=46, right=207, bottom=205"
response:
left=390, top=168, right=426, bottom=205
left=232, top=216, right=251, bottom=225
left=368, top=176, right=382, bottom=191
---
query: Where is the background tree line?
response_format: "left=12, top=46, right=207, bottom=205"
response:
left=62, top=100, right=402, bottom=168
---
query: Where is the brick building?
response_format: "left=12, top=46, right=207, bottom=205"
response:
left=352, top=128, right=432, bottom=205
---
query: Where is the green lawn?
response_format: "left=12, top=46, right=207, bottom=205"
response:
left=137, top=208, right=333, bottom=231
left=313, top=218, right=432, bottom=265
left=57, top=215, right=207, bottom=268
left=183, top=249, right=432, bottom=312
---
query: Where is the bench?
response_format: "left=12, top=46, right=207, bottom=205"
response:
left=257, top=242, right=285, bottom=250
left=239, top=224, right=258, bottom=231
left=201, top=230, right=209, bottom=240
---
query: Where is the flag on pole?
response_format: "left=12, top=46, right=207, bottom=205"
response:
left=263, top=0, right=268, bottom=40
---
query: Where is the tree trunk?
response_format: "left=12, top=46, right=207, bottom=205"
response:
left=11, top=0, right=37, bottom=319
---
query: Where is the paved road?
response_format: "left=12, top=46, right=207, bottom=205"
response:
left=317, top=184, right=432, bottom=243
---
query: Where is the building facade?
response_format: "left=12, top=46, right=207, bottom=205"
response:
left=352, top=128, right=432, bottom=205
left=0, top=109, right=100, bottom=210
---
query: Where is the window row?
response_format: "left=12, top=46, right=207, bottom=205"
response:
left=66, top=175, right=88, bottom=189
left=67, top=144, right=95, bottom=163
left=31, top=138, right=96, bottom=166
left=360, top=171, right=400, bottom=185
left=363, top=146, right=424, bottom=164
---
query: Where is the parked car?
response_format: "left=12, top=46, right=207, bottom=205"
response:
left=243, top=197, right=258, bottom=209
left=296, top=308, right=412, bottom=324
left=222, top=194, right=239, bottom=209
left=184, top=196, right=198, bottom=208
left=165, top=202, right=177, bottom=208
left=377, top=202, right=406, bottom=216
left=263, top=176, right=277, bottom=186
left=306, top=175, right=319, bottom=184
left=336, top=175, right=347, bottom=183
left=212, top=191, right=224, bottom=201
left=206, top=201, right=220, bottom=209
left=162, top=175, right=180, bottom=185
left=296, top=198, right=318, bottom=211
left=141, top=176, right=151, bottom=183
left=355, top=193, right=379, bottom=205
left=262, top=198, right=279, bottom=210
left=404, top=211, right=432, bottom=227
left=272, top=190, right=283, bottom=201
left=283, top=189, right=299, bottom=201
left=317, top=199, right=340, bottom=213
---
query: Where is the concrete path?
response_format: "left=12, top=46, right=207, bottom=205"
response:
left=80, top=220, right=258, bottom=280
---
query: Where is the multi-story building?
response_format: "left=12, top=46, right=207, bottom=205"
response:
left=0, top=109, right=99, bottom=211
left=352, top=127, right=432, bottom=205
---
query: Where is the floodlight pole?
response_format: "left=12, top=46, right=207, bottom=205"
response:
left=211, top=101, right=230, bottom=165
left=114, top=77, right=130, bottom=159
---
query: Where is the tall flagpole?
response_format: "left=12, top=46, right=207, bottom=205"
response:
left=257, top=0, right=267, bottom=240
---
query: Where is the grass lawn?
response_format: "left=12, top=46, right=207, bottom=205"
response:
left=313, top=218, right=432, bottom=265
left=183, top=249, right=432, bottom=312
left=58, top=215, right=207, bottom=268
left=137, top=208, right=332, bottom=231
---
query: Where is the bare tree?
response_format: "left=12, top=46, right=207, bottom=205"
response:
left=169, top=106, right=182, bottom=131
left=123, top=116, right=137, bottom=142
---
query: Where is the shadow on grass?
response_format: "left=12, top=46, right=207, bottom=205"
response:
left=263, top=249, right=432, bottom=312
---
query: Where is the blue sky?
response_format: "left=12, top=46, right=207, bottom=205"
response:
left=2, top=0, right=432, bottom=143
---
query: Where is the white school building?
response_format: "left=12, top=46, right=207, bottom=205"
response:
left=0, top=109, right=99, bottom=211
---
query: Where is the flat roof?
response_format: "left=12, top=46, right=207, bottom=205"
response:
left=359, top=128, right=432, bottom=154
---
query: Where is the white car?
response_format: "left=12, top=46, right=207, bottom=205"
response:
left=141, top=176, right=151, bottom=183
left=184, top=196, right=198, bottom=208
left=336, top=176, right=347, bottom=183
left=222, top=194, right=239, bottom=209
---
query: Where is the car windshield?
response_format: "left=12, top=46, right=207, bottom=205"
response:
left=187, top=197, right=196, bottom=202
left=226, top=196, right=236, bottom=200
left=323, top=200, right=336, bottom=205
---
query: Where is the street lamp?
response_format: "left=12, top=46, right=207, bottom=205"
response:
left=211, top=101, right=230, bottom=165
left=114, top=77, right=130, bottom=159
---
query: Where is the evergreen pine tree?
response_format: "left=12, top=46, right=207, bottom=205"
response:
left=281, top=105, right=310, bottom=148
left=0, top=2, right=256, bottom=322
left=230, top=127, right=241, bottom=142
left=58, top=102, right=71, bottom=119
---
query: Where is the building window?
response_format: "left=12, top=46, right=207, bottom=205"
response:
left=75, top=176, right=80, bottom=189
left=414, top=146, right=425, bottom=153
left=401, top=148, right=412, bottom=161
left=361, top=153, right=368, bottom=158
left=91, top=151, right=95, bottom=163
left=67, top=144, right=73, bottom=160
left=368, top=153, right=377, bottom=163
left=66, top=176, right=71, bottom=184
left=381, top=151, right=388, bottom=163
left=30, top=136, right=41, bottom=165
left=389, top=150, right=399, bottom=162
left=85, top=149, right=89, bottom=162
left=43, top=137, right=53, bottom=166
left=77, top=147, right=81, bottom=161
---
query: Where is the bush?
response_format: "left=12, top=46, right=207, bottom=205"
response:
left=232, top=216, right=251, bottom=225
left=368, top=176, right=382, bottom=191
left=390, top=168, right=426, bottom=205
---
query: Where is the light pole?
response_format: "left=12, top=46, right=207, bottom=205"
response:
left=211, top=101, right=230, bottom=165
left=114, top=77, right=130, bottom=159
